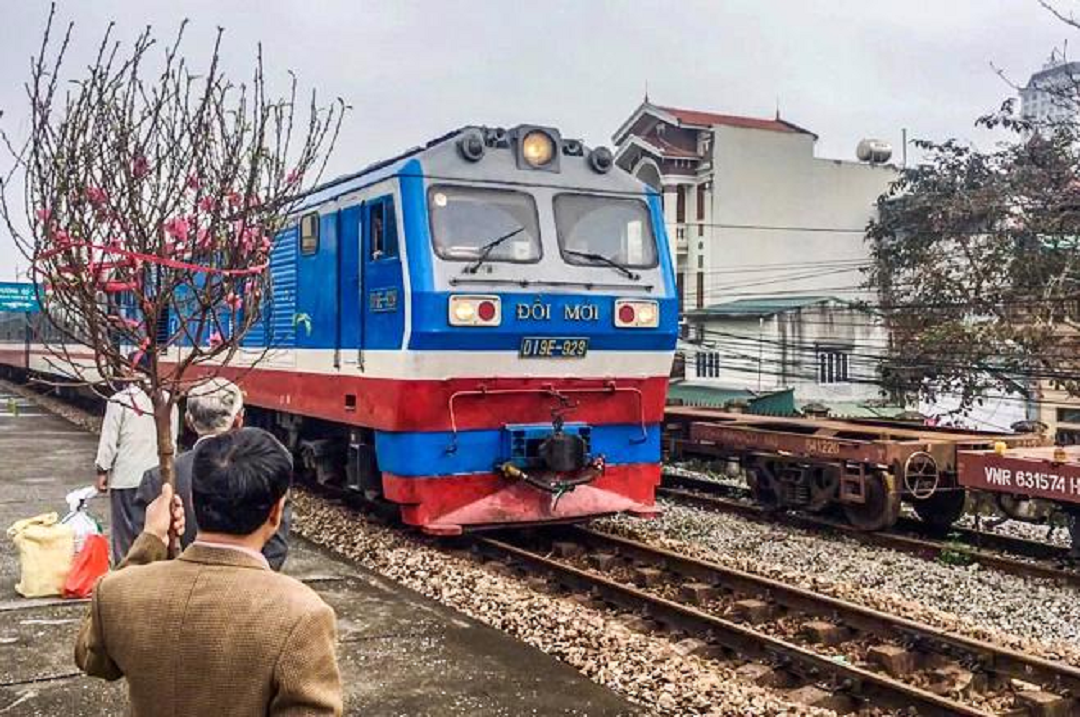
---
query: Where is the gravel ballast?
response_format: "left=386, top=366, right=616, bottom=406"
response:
left=598, top=499, right=1080, bottom=667
left=292, top=492, right=835, bottom=717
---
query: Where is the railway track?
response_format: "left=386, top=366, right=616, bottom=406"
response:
left=477, top=526, right=1080, bottom=716
left=660, top=471, right=1080, bottom=588
left=13, top=379, right=1080, bottom=714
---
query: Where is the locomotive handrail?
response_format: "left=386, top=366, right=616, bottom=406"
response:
left=445, top=382, right=648, bottom=454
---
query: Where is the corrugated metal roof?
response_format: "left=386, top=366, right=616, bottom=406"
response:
left=811, top=402, right=910, bottom=419
left=666, top=382, right=796, bottom=415
left=688, top=296, right=841, bottom=318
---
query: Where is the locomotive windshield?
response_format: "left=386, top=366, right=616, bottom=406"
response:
left=429, top=185, right=541, bottom=263
left=554, top=194, right=658, bottom=269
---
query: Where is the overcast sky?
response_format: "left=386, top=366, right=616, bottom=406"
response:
left=0, top=0, right=1071, bottom=280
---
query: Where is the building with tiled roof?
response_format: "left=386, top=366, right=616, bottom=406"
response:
left=613, top=100, right=896, bottom=408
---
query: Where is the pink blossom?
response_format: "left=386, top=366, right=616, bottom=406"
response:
left=132, top=154, right=149, bottom=178
left=235, top=225, right=265, bottom=253
left=129, top=350, right=145, bottom=368
left=198, top=196, right=217, bottom=212
left=261, top=237, right=272, bottom=252
left=196, top=228, right=213, bottom=250
left=208, top=331, right=223, bottom=348
left=224, top=292, right=243, bottom=311
left=163, top=216, right=191, bottom=242
left=51, top=229, right=72, bottom=246
left=286, top=168, right=301, bottom=186
left=86, top=187, right=108, bottom=206
left=35, top=208, right=51, bottom=222
left=186, top=174, right=201, bottom=191
left=226, top=192, right=242, bottom=208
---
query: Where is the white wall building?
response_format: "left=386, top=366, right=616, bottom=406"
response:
left=613, top=101, right=895, bottom=411
left=682, top=297, right=887, bottom=408
left=1020, top=53, right=1080, bottom=127
left=613, top=101, right=896, bottom=312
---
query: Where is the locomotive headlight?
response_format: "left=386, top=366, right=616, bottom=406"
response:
left=453, top=301, right=476, bottom=323
left=521, top=131, right=555, bottom=167
left=449, top=295, right=501, bottom=326
left=614, top=299, right=659, bottom=328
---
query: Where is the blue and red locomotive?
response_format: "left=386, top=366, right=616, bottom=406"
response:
left=2, top=124, right=679, bottom=535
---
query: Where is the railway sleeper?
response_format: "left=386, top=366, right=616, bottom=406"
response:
left=545, top=529, right=1080, bottom=714
left=481, top=536, right=998, bottom=716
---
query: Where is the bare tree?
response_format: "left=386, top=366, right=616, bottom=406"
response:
left=0, top=8, right=344, bottom=494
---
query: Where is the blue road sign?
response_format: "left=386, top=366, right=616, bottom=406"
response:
left=0, top=282, right=40, bottom=313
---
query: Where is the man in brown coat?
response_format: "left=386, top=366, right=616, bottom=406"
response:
left=75, top=427, right=342, bottom=716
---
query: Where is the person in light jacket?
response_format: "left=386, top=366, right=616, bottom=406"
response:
left=95, top=383, right=178, bottom=563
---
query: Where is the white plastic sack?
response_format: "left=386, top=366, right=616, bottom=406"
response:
left=61, top=485, right=103, bottom=555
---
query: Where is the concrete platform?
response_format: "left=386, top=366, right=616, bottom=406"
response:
left=0, top=387, right=641, bottom=716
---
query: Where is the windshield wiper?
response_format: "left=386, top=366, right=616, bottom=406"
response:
left=463, top=226, right=525, bottom=274
left=563, top=249, right=641, bottom=280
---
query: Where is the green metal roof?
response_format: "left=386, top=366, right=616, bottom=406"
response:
left=666, top=382, right=796, bottom=415
left=687, top=295, right=845, bottom=318
left=804, top=401, right=909, bottom=419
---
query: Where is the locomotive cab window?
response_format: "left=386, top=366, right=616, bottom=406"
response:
left=428, top=185, right=541, bottom=263
left=554, top=194, right=658, bottom=268
left=369, top=197, right=398, bottom=259
left=300, top=212, right=319, bottom=255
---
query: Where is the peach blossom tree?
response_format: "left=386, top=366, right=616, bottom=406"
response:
left=0, top=8, right=345, bottom=490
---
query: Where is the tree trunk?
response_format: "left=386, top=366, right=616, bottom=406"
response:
left=151, top=392, right=178, bottom=557
left=153, top=397, right=176, bottom=488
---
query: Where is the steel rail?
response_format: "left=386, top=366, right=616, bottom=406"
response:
left=660, top=473, right=1080, bottom=587
left=476, top=534, right=992, bottom=717
left=573, top=526, right=1080, bottom=698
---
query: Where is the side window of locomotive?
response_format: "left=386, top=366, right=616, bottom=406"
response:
left=554, top=194, right=658, bottom=268
left=300, top=212, right=319, bottom=255
left=428, top=185, right=541, bottom=263
left=369, top=197, right=398, bottom=260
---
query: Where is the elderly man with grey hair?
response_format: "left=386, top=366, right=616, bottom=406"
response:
left=131, top=377, right=291, bottom=570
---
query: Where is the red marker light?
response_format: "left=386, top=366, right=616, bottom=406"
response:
left=477, top=300, right=496, bottom=322
left=618, top=304, right=636, bottom=324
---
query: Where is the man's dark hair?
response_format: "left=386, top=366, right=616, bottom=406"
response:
left=192, top=427, right=293, bottom=535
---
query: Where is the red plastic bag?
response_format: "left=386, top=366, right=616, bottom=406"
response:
left=63, top=534, right=109, bottom=599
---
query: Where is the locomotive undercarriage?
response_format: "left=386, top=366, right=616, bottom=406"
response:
left=246, top=403, right=646, bottom=533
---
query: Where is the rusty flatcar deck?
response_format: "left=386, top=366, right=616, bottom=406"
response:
left=665, top=407, right=1046, bottom=473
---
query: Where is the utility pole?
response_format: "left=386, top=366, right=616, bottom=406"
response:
left=757, top=317, right=764, bottom=391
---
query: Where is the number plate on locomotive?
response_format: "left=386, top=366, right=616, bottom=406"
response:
left=519, top=337, right=589, bottom=358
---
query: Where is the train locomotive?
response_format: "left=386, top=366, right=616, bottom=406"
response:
left=1, top=124, right=679, bottom=535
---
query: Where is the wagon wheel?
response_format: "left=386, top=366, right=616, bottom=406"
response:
left=746, top=466, right=780, bottom=511
left=903, top=451, right=940, bottom=500
left=843, top=471, right=900, bottom=531
left=911, top=489, right=967, bottom=530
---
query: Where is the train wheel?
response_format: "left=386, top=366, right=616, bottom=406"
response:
left=911, top=490, right=967, bottom=529
left=843, top=472, right=900, bottom=531
left=747, top=466, right=780, bottom=510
